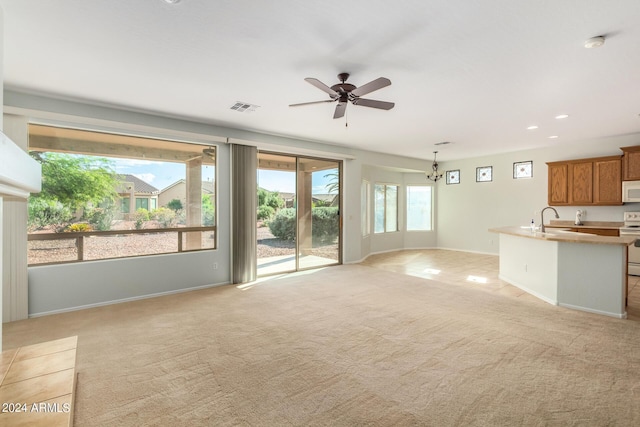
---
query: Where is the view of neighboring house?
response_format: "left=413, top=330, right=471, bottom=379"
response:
left=158, top=179, right=215, bottom=208
left=257, top=190, right=336, bottom=209
left=313, top=194, right=338, bottom=207
left=117, top=174, right=159, bottom=220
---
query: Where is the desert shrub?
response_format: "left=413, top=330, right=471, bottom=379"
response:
left=268, top=207, right=339, bottom=243
left=257, top=205, right=275, bottom=221
left=85, top=202, right=117, bottom=231
left=268, top=208, right=296, bottom=240
left=152, top=207, right=176, bottom=228
left=27, top=198, right=73, bottom=232
left=311, top=207, right=339, bottom=243
left=65, top=223, right=92, bottom=232
left=133, top=208, right=150, bottom=229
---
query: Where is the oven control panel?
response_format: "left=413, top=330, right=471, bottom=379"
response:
left=624, top=211, right=640, bottom=227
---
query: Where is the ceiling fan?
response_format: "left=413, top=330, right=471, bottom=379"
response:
left=289, top=73, right=394, bottom=119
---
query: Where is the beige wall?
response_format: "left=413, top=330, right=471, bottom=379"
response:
left=158, top=182, right=186, bottom=208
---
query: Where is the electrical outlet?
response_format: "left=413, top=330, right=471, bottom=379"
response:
left=213, top=263, right=218, bottom=270
left=524, top=264, right=528, bottom=272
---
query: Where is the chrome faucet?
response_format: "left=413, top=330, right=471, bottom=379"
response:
left=540, top=207, right=559, bottom=232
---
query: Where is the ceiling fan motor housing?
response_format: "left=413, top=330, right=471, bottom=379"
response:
left=331, top=82, right=357, bottom=101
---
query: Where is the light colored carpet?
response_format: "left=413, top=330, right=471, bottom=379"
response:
left=4, top=263, right=640, bottom=426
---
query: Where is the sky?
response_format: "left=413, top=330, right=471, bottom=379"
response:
left=258, top=169, right=338, bottom=195
left=111, top=157, right=214, bottom=191
left=106, top=156, right=337, bottom=195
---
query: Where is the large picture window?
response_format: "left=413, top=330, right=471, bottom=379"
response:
left=27, top=124, right=217, bottom=265
left=374, top=184, right=398, bottom=233
left=406, top=185, right=433, bottom=231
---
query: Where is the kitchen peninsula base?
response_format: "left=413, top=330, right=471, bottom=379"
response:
left=490, top=227, right=633, bottom=318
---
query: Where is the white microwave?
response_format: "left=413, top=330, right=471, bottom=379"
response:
left=623, top=181, right=640, bottom=202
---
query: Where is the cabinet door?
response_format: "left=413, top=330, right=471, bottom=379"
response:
left=548, top=163, right=568, bottom=205
left=594, top=158, right=622, bottom=204
left=622, top=147, right=640, bottom=180
left=569, top=161, right=593, bottom=204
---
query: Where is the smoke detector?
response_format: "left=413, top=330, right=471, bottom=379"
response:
left=584, top=36, right=605, bottom=49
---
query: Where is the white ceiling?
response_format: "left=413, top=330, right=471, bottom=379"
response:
left=1, top=0, right=640, bottom=161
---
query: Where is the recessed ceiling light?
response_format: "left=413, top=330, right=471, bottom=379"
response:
left=527, top=125, right=538, bottom=130
left=549, top=135, right=559, bottom=139
left=555, top=114, right=569, bottom=119
left=163, top=0, right=181, bottom=4
left=584, top=36, right=605, bottom=49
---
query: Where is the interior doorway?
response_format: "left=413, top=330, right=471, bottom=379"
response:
left=257, top=152, right=341, bottom=276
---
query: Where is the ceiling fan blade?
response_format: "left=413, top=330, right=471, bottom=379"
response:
left=304, top=77, right=339, bottom=97
left=333, top=102, right=347, bottom=119
left=289, top=99, right=336, bottom=107
left=351, top=77, right=391, bottom=97
left=352, top=98, right=395, bottom=110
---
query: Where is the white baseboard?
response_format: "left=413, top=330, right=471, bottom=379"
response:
left=498, top=274, right=558, bottom=306
left=28, top=281, right=230, bottom=318
left=347, top=246, right=496, bottom=265
left=558, top=303, right=627, bottom=319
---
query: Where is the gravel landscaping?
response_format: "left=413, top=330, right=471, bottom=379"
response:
left=28, top=221, right=338, bottom=265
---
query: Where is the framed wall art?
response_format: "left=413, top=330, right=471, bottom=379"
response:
left=476, top=166, right=492, bottom=182
left=513, top=160, right=533, bottom=179
left=446, top=170, right=460, bottom=185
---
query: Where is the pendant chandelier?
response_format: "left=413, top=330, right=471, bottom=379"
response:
left=425, top=151, right=444, bottom=182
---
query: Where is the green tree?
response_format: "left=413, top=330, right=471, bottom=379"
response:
left=323, top=169, right=339, bottom=195
left=167, top=198, right=183, bottom=212
left=28, top=152, right=121, bottom=230
left=202, top=194, right=215, bottom=226
left=257, top=188, right=284, bottom=211
left=31, top=152, right=120, bottom=212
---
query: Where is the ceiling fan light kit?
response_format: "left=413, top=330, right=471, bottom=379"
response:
left=289, top=72, right=394, bottom=119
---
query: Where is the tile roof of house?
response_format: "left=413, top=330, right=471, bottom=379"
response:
left=118, top=174, right=159, bottom=194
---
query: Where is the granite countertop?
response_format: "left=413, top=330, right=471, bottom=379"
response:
left=546, top=220, right=624, bottom=230
left=489, top=226, right=636, bottom=246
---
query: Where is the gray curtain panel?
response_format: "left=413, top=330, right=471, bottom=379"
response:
left=231, top=144, right=257, bottom=283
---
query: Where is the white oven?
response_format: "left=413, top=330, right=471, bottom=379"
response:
left=620, top=211, right=640, bottom=276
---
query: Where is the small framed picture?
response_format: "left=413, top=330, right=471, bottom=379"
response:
left=513, top=160, right=533, bottom=179
left=476, top=166, right=492, bottom=182
left=446, top=170, right=460, bottom=185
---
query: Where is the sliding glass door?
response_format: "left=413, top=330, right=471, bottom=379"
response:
left=257, top=152, right=341, bottom=276
left=297, top=157, right=340, bottom=270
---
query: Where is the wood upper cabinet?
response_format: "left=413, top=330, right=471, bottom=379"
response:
left=569, top=161, right=593, bottom=204
left=621, top=146, right=640, bottom=180
left=594, top=157, right=622, bottom=204
left=548, top=163, right=569, bottom=205
left=547, top=155, right=622, bottom=206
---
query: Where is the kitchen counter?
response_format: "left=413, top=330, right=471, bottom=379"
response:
left=489, top=226, right=635, bottom=246
left=490, top=226, right=630, bottom=318
left=547, top=220, right=623, bottom=230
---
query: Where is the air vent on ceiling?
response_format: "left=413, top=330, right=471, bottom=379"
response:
left=230, top=102, right=259, bottom=113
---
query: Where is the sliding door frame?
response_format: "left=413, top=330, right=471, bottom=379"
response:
left=258, top=150, right=342, bottom=275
